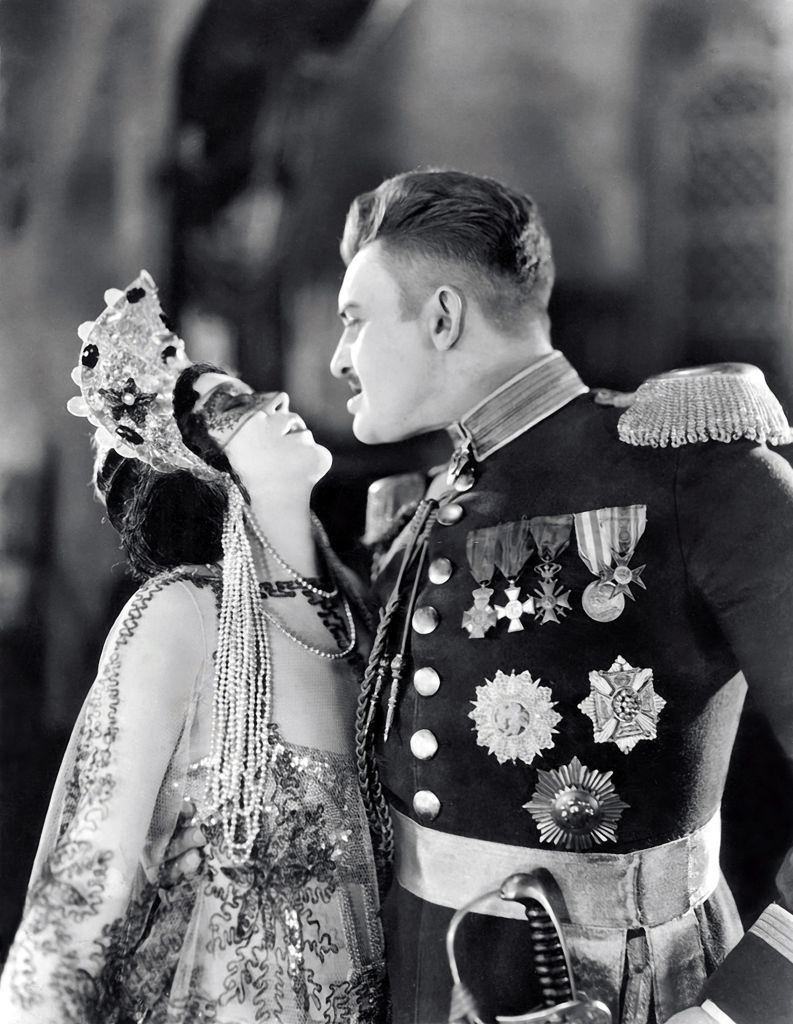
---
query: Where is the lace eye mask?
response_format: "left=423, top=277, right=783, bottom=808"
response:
left=196, top=387, right=275, bottom=446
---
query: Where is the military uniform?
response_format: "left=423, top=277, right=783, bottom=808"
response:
left=357, top=352, right=793, bottom=1024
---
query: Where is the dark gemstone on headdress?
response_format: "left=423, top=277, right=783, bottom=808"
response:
left=116, top=424, right=144, bottom=445
left=81, top=343, right=100, bottom=368
left=161, top=345, right=177, bottom=362
left=100, top=377, right=158, bottom=425
left=126, top=287, right=146, bottom=303
left=159, top=313, right=176, bottom=332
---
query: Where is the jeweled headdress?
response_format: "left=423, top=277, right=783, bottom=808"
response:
left=67, top=270, right=218, bottom=479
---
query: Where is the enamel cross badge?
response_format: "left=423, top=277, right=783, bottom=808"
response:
left=578, top=656, right=666, bottom=754
left=469, top=669, right=561, bottom=765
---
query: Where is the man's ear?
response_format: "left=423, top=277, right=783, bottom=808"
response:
left=427, top=286, right=464, bottom=351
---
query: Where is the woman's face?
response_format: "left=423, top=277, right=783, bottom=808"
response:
left=191, top=372, right=332, bottom=487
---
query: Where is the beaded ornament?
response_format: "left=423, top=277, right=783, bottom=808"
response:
left=595, top=363, right=793, bottom=448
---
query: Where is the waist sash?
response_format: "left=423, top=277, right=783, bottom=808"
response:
left=392, top=808, right=721, bottom=929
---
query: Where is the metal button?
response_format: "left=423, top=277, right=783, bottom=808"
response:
left=437, top=502, right=464, bottom=526
left=412, top=606, right=439, bottom=634
left=413, top=790, right=441, bottom=821
left=410, top=729, right=439, bottom=761
left=413, top=667, right=441, bottom=696
left=454, top=471, right=475, bottom=493
left=428, top=557, right=453, bottom=585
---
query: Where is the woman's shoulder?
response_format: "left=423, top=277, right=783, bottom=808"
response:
left=110, top=567, right=218, bottom=650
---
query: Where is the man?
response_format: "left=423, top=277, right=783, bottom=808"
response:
left=329, top=169, right=793, bottom=1024
left=171, top=169, right=793, bottom=1022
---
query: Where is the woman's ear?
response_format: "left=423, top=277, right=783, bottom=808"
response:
left=427, top=286, right=464, bottom=351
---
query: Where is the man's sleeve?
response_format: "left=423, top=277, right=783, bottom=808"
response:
left=676, top=441, right=793, bottom=1024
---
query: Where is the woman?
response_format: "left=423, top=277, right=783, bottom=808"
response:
left=0, top=275, right=388, bottom=1023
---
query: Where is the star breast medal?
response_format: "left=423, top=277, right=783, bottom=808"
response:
left=524, top=756, right=629, bottom=851
left=469, top=669, right=561, bottom=765
left=579, top=655, right=666, bottom=753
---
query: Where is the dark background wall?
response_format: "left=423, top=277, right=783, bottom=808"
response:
left=2, top=0, right=793, bottom=960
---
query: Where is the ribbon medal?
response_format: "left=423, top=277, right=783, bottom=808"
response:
left=579, top=656, right=665, bottom=754
left=469, top=669, right=561, bottom=765
left=494, top=520, right=535, bottom=631
left=529, top=514, right=573, bottom=624
left=461, top=526, right=501, bottom=639
left=574, top=505, right=647, bottom=621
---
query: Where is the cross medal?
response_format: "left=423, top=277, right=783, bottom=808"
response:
left=461, top=526, right=501, bottom=640
left=494, top=520, right=535, bottom=631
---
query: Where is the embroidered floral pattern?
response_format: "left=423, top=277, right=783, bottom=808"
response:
left=2, top=571, right=386, bottom=1023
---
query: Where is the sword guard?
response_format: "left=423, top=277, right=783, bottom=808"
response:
left=446, top=870, right=612, bottom=1024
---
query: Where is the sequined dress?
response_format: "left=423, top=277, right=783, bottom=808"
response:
left=0, top=571, right=387, bottom=1024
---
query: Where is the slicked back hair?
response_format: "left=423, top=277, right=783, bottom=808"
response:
left=340, top=169, right=554, bottom=335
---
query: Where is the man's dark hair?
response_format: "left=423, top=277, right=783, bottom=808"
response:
left=340, top=169, right=554, bottom=334
left=95, top=362, right=234, bottom=580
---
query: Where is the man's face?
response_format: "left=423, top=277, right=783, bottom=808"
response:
left=331, top=243, right=431, bottom=444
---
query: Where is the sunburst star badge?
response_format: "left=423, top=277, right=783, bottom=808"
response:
left=524, top=756, right=629, bottom=851
left=469, top=669, right=561, bottom=766
left=579, top=656, right=666, bottom=754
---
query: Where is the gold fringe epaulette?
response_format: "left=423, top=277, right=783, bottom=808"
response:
left=595, top=363, right=793, bottom=448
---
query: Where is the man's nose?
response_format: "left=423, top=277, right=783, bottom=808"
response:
left=329, top=336, right=351, bottom=380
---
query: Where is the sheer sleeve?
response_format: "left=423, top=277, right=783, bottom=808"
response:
left=0, top=573, right=206, bottom=1024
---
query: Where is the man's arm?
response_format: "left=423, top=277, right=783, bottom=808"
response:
left=676, top=440, right=793, bottom=1024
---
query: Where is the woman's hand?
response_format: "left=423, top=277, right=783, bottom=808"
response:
left=160, top=800, right=206, bottom=886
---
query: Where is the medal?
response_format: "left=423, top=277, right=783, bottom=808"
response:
left=579, top=656, right=666, bottom=754
left=461, top=526, right=500, bottom=639
left=524, top=756, right=629, bottom=851
left=494, top=520, right=535, bottom=631
left=528, top=515, right=573, bottom=624
left=469, top=669, right=561, bottom=765
left=581, top=580, right=625, bottom=622
left=462, top=586, right=498, bottom=638
left=574, top=505, right=647, bottom=618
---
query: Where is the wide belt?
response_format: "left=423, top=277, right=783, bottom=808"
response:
left=392, top=808, right=721, bottom=929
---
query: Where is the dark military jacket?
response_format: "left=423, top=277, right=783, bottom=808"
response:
left=364, top=355, right=793, bottom=1024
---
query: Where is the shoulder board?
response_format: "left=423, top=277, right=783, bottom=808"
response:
left=601, top=363, right=792, bottom=448
left=364, top=471, right=427, bottom=546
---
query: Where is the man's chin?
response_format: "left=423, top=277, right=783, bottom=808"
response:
left=352, top=414, right=409, bottom=446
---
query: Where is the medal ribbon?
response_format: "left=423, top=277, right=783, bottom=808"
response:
left=599, top=504, right=647, bottom=558
left=465, top=526, right=501, bottom=584
left=528, top=514, right=573, bottom=563
left=494, top=519, right=533, bottom=580
left=574, top=505, right=647, bottom=575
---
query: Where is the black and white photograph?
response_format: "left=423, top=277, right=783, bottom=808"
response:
left=1, top=2, right=793, bottom=1022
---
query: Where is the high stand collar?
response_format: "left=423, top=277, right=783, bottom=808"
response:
left=445, top=351, right=589, bottom=489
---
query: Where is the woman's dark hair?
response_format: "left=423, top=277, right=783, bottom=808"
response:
left=95, top=362, right=236, bottom=580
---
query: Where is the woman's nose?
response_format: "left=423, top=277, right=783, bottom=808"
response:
left=264, top=391, right=289, bottom=414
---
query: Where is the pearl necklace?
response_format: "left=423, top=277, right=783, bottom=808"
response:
left=208, top=485, right=272, bottom=863
left=245, top=508, right=338, bottom=599
left=259, top=590, right=357, bottom=660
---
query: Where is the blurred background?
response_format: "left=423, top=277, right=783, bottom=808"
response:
left=2, top=0, right=793, bottom=961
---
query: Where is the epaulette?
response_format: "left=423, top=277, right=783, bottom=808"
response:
left=593, top=363, right=793, bottom=448
left=363, top=471, right=427, bottom=547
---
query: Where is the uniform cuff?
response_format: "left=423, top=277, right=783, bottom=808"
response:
left=700, top=903, right=793, bottom=1024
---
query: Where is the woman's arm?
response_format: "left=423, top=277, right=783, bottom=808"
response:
left=0, top=576, right=204, bottom=1024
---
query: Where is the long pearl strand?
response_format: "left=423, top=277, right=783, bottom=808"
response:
left=208, top=484, right=272, bottom=862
